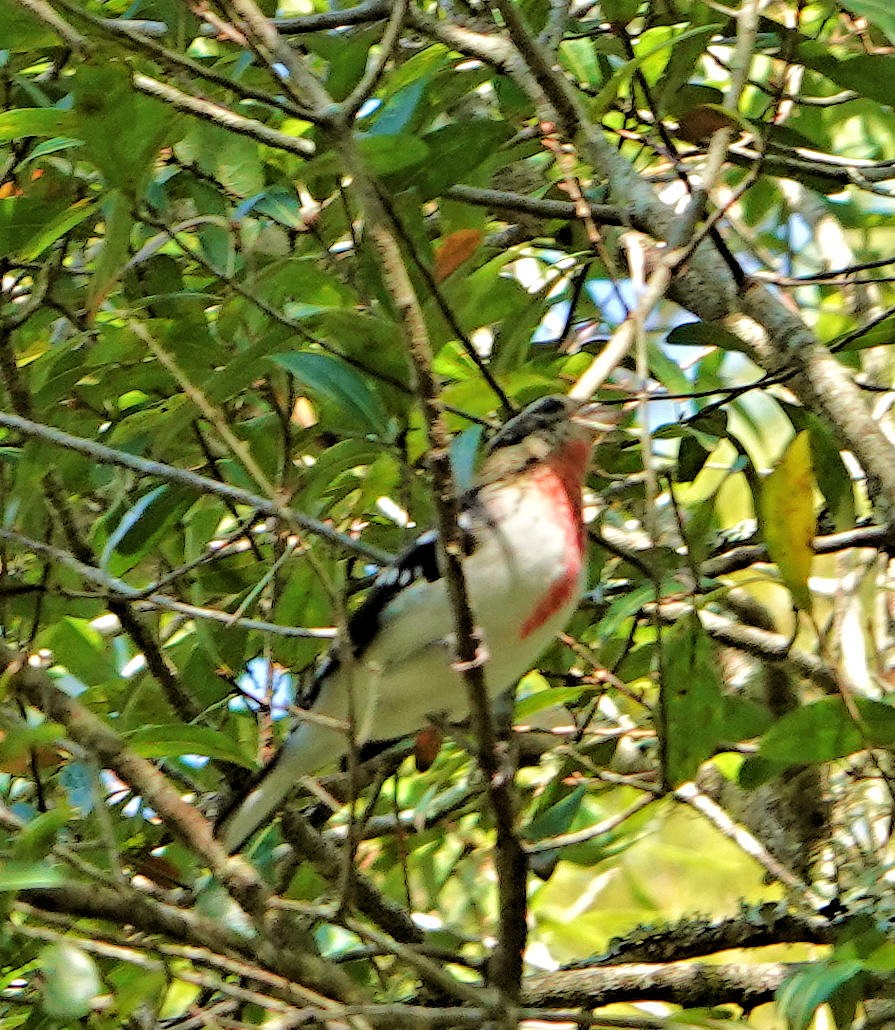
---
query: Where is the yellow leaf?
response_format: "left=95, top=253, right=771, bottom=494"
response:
left=760, top=431, right=816, bottom=610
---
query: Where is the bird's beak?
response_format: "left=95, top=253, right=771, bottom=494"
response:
left=571, top=401, right=622, bottom=436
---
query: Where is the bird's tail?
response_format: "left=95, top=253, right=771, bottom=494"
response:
left=217, top=722, right=343, bottom=854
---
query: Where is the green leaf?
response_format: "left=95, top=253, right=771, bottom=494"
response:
left=22, top=136, right=84, bottom=163
left=675, top=435, right=711, bottom=482
left=661, top=613, right=725, bottom=786
left=666, top=321, right=751, bottom=352
left=100, top=484, right=195, bottom=576
left=415, top=120, right=512, bottom=196
left=590, top=23, right=720, bottom=117
left=0, top=860, right=65, bottom=891
left=176, top=121, right=264, bottom=196
left=271, top=351, right=389, bottom=435
left=760, top=696, right=895, bottom=765
left=87, top=188, right=133, bottom=314
left=39, top=941, right=102, bottom=1019
left=70, top=63, right=172, bottom=194
left=0, top=108, right=66, bottom=141
left=356, top=133, right=429, bottom=175
left=0, top=0, right=59, bottom=46
left=721, top=696, right=773, bottom=742
left=514, top=686, right=591, bottom=722
left=844, top=0, right=895, bottom=43
left=364, top=77, right=430, bottom=136
left=0, top=723, right=64, bottom=770
left=796, top=46, right=895, bottom=109
left=776, top=960, right=864, bottom=1030
left=46, top=617, right=118, bottom=686
left=295, top=438, right=381, bottom=515
left=806, top=415, right=855, bottom=531
left=18, top=198, right=98, bottom=261
left=107, top=964, right=167, bottom=1019
left=759, top=431, right=816, bottom=610
left=12, top=808, right=71, bottom=862
left=762, top=698, right=860, bottom=763
left=682, top=491, right=718, bottom=569
left=833, top=314, right=895, bottom=351
left=523, top=785, right=586, bottom=841
left=738, top=754, right=782, bottom=790
left=560, top=38, right=604, bottom=89
left=125, top=724, right=255, bottom=767
left=600, top=0, right=640, bottom=23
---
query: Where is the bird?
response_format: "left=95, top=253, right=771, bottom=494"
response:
left=219, top=394, right=617, bottom=853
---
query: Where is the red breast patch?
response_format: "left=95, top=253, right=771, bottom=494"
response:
left=519, top=448, right=587, bottom=639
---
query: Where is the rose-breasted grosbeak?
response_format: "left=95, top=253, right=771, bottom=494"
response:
left=220, top=395, right=616, bottom=852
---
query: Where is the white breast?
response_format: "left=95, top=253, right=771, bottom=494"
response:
left=310, top=479, right=585, bottom=747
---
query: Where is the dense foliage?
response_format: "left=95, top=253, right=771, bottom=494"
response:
left=3, top=0, right=895, bottom=1026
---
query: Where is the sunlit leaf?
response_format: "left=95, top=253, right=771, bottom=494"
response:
left=759, top=431, right=816, bottom=611
left=0, top=861, right=64, bottom=891
left=39, top=942, right=102, bottom=1019
left=46, top=617, right=118, bottom=686
left=125, top=725, right=255, bottom=766
left=590, top=23, right=720, bottom=117
left=108, top=964, right=168, bottom=1019
left=0, top=108, right=66, bottom=141
left=514, top=685, right=590, bottom=722
left=760, top=696, right=895, bottom=765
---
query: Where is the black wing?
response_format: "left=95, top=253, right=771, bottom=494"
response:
left=347, top=513, right=481, bottom=656
left=296, top=532, right=442, bottom=710
left=302, top=518, right=478, bottom=709
left=347, top=530, right=443, bottom=656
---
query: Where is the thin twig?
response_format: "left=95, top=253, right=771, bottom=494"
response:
left=0, top=410, right=392, bottom=563
left=0, top=526, right=336, bottom=639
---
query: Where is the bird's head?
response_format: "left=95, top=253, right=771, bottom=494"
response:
left=479, top=394, right=619, bottom=486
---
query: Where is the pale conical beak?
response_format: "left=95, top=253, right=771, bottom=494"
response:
left=572, top=401, right=622, bottom=435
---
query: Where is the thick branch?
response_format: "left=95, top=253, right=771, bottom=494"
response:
left=574, top=905, right=834, bottom=966
left=653, top=601, right=839, bottom=692
left=523, top=961, right=789, bottom=1009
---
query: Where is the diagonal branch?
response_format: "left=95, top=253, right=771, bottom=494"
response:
left=2, top=646, right=362, bottom=1001
left=0, top=410, right=392, bottom=564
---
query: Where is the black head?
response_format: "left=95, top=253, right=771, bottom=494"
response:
left=486, top=395, right=578, bottom=454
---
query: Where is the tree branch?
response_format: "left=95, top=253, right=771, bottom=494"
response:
left=0, top=410, right=392, bottom=564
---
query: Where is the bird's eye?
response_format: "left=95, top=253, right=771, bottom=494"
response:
left=534, top=396, right=566, bottom=415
